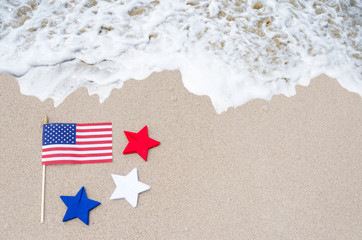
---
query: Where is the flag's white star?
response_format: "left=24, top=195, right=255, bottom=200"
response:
left=110, top=168, right=150, bottom=208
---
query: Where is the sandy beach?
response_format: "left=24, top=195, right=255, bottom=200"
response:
left=0, top=71, right=361, bottom=239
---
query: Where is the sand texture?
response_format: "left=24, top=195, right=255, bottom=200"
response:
left=0, top=72, right=361, bottom=239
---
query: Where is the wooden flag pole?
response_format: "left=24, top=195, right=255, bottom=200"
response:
left=41, top=115, right=48, bottom=223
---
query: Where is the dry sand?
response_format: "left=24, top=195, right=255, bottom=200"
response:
left=0, top=72, right=361, bottom=239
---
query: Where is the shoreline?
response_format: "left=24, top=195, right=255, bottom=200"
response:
left=0, top=71, right=361, bottom=239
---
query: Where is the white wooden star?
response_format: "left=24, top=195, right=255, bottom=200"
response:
left=110, top=168, right=150, bottom=207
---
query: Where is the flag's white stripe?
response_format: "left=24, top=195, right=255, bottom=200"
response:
left=42, top=150, right=112, bottom=155
left=76, top=131, right=112, bottom=136
left=42, top=143, right=112, bottom=149
left=76, top=137, right=112, bottom=142
left=76, top=125, right=112, bottom=130
left=42, top=156, right=112, bottom=161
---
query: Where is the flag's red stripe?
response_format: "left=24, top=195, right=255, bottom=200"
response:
left=76, top=140, right=112, bottom=145
left=76, top=129, right=112, bottom=132
left=42, top=153, right=112, bottom=159
left=42, top=159, right=112, bottom=165
left=77, top=123, right=112, bottom=126
left=42, top=146, right=112, bottom=152
left=76, top=134, right=112, bottom=138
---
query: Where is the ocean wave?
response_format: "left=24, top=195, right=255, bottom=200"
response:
left=0, top=0, right=361, bottom=113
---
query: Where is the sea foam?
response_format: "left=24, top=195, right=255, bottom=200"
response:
left=0, top=0, right=361, bottom=113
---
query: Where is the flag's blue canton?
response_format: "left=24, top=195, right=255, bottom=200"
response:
left=42, top=123, right=76, bottom=146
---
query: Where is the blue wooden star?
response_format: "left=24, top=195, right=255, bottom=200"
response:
left=60, top=186, right=101, bottom=225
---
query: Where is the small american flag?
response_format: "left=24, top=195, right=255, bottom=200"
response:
left=42, top=123, right=112, bottom=165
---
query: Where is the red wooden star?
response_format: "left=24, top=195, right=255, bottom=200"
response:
left=123, top=126, right=160, bottom=161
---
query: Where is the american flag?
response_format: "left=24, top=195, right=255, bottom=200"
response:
left=42, top=123, right=112, bottom=165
